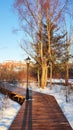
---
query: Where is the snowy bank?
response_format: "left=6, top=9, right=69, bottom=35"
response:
left=0, top=93, right=21, bottom=130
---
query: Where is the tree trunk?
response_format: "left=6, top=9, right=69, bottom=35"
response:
left=50, top=62, right=53, bottom=89
left=41, top=58, right=47, bottom=89
left=46, top=10, right=53, bottom=89
left=65, top=62, right=69, bottom=85
left=37, top=68, right=40, bottom=87
left=45, top=66, right=48, bottom=87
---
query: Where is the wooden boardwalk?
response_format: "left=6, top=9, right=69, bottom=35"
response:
left=9, top=90, right=72, bottom=130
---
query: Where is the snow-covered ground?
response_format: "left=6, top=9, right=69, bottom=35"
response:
left=0, top=79, right=73, bottom=130
left=0, top=94, right=21, bottom=130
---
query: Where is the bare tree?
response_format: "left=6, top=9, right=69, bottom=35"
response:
left=13, top=0, right=73, bottom=88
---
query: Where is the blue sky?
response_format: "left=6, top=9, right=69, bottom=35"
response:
left=0, top=0, right=73, bottom=63
left=0, top=0, right=26, bottom=63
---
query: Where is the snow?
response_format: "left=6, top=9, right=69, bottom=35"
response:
left=0, top=79, right=73, bottom=129
left=0, top=94, right=21, bottom=130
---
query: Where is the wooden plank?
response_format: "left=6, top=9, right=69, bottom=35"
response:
left=0, top=83, right=26, bottom=96
left=9, top=90, right=72, bottom=130
left=0, top=83, right=26, bottom=104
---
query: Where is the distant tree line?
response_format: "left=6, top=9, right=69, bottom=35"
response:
left=0, top=62, right=73, bottom=83
left=0, top=63, right=35, bottom=83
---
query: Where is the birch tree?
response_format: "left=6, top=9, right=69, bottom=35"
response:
left=13, top=0, right=72, bottom=88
